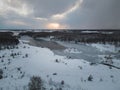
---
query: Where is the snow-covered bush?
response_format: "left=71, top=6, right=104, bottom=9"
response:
left=55, top=59, right=59, bottom=63
left=28, top=76, right=44, bottom=90
left=61, top=80, right=64, bottom=85
left=53, top=73, right=57, bottom=75
left=88, top=75, right=93, bottom=81
left=104, top=55, right=113, bottom=65
left=99, top=78, right=103, bottom=82
left=1, top=59, right=4, bottom=63
left=0, top=69, right=3, bottom=79
left=25, top=54, right=28, bottom=58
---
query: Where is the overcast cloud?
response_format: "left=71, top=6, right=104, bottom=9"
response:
left=0, top=0, right=120, bottom=29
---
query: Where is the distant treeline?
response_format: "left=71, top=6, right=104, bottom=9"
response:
left=0, top=32, right=19, bottom=45
left=19, top=30, right=120, bottom=45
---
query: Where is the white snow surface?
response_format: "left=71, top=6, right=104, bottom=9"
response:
left=0, top=41, right=120, bottom=90
left=91, top=43, right=116, bottom=52
left=64, top=48, right=82, bottom=54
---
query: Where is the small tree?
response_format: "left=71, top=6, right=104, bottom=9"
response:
left=88, top=75, right=93, bottom=81
left=25, top=54, right=28, bottom=58
left=28, top=76, right=44, bottom=90
left=61, top=80, right=64, bottom=85
left=0, top=69, right=3, bottom=79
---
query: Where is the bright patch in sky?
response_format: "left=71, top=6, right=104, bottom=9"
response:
left=46, top=23, right=68, bottom=29
left=46, top=23, right=61, bottom=29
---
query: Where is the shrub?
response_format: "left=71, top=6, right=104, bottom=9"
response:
left=25, top=54, right=28, bottom=58
left=55, top=59, right=59, bottom=63
left=28, top=76, right=44, bottom=90
left=61, top=80, right=64, bottom=85
left=88, top=75, right=93, bottom=81
left=0, top=69, right=3, bottom=79
left=53, top=73, right=57, bottom=75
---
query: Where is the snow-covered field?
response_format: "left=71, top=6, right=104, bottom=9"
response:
left=0, top=40, right=120, bottom=90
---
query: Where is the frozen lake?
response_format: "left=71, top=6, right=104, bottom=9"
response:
left=23, top=36, right=118, bottom=63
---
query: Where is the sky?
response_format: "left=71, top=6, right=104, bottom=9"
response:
left=0, top=0, right=120, bottom=29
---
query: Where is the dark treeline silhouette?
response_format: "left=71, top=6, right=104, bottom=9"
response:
left=19, top=30, right=120, bottom=45
left=0, top=32, right=19, bottom=45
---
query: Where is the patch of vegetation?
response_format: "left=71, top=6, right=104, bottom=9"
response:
left=0, top=69, right=3, bottom=79
left=55, top=59, right=59, bottom=63
left=28, top=76, right=45, bottom=90
left=53, top=73, right=57, bottom=75
left=61, top=80, right=64, bottom=85
left=0, top=32, right=19, bottom=45
left=88, top=75, right=93, bottom=81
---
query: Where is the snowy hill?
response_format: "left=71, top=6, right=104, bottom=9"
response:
left=0, top=40, right=120, bottom=90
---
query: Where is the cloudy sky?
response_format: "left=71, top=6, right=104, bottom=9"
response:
left=0, top=0, right=120, bottom=29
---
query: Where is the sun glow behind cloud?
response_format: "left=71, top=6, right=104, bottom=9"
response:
left=46, top=23, right=68, bottom=29
left=46, top=0, right=83, bottom=29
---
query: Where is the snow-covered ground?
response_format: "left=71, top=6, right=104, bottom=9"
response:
left=0, top=40, right=120, bottom=90
left=64, top=48, right=82, bottom=54
left=91, top=43, right=116, bottom=52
